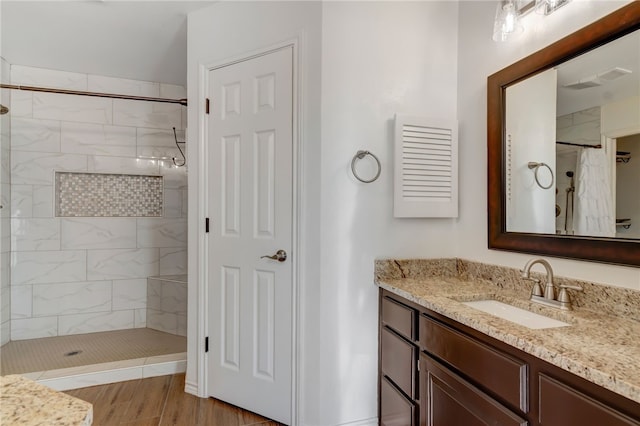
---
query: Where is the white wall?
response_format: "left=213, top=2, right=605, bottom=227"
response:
left=188, top=2, right=458, bottom=424
left=457, top=0, right=640, bottom=289
left=8, top=65, right=188, bottom=340
left=505, top=69, right=557, bottom=234
left=190, top=1, right=640, bottom=424
left=319, top=2, right=458, bottom=425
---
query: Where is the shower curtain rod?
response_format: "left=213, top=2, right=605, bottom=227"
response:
left=0, top=83, right=187, bottom=106
left=556, top=141, right=601, bottom=149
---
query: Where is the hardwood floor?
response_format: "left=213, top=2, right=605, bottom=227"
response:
left=64, top=373, right=283, bottom=426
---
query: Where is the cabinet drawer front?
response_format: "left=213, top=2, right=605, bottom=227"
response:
left=422, top=354, right=528, bottom=426
left=382, top=296, right=415, bottom=341
left=381, top=326, right=416, bottom=398
left=539, top=374, right=640, bottom=426
left=420, top=315, right=528, bottom=412
left=381, top=376, right=416, bottom=426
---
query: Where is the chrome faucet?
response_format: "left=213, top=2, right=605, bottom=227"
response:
left=521, top=258, right=582, bottom=310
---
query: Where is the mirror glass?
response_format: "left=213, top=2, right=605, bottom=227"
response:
left=504, top=29, right=640, bottom=239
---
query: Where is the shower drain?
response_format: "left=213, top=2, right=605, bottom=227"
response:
left=64, top=350, right=83, bottom=357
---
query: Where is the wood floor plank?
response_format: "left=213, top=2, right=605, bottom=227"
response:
left=93, top=401, right=132, bottom=425
left=65, top=383, right=133, bottom=426
left=240, top=409, right=272, bottom=425
left=121, top=417, right=162, bottom=426
left=158, top=374, right=199, bottom=426
left=101, top=378, right=141, bottom=406
left=64, top=374, right=283, bottom=426
left=198, top=398, right=242, bottom=426
left=123, top=375, right=172, bottom=421
left=64, top=383, right=106, bottom=404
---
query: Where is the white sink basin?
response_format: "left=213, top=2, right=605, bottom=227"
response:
left=463, top=300, right=570, bottom=330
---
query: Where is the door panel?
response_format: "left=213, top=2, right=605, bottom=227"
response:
left=421, top=354, right=528, bottom=426
left=539, top=374, right=639, bottom=426
left=221, top=266, right=240, bottom=370
left=222, top=134, right=241, bottom=236
left=254, top=269, right=275, bottom=380
left=254, top=130, right=275, bottom=238
left=207, top=46, right=293, bottom=425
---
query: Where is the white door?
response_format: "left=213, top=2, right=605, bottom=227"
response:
left=207, top=46, right=293, bottom=425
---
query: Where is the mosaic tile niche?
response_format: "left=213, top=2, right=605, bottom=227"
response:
left=56, top=172, right=163, bottom=217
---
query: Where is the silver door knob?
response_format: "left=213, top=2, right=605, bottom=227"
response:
left=261, top=249, right=287, bottom=262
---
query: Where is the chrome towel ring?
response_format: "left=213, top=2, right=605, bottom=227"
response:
left=351, top=150, right=381, bottom=183
left=528, top=162, right=554, bottom=189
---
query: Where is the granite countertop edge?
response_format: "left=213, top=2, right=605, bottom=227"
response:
left=0, top=374, right=93, bottom=426
left=377, top=277, right=640, bottom=405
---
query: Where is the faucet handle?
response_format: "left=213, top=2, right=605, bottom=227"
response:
left=559, top=284, right=583, bottom=291
left=557, top=284, right=583, bottom=310
left=523, top=277, right=544, bottom=297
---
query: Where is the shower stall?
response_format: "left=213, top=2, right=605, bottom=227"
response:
left=0, top=62, right=188, bottom=390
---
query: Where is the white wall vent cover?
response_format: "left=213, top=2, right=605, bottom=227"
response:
left=394, top=115, right=458, bottom=218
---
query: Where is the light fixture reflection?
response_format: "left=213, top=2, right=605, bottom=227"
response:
left=535, top=0, right=571, bottom=15
left=493, top=0, right=523, bottom=42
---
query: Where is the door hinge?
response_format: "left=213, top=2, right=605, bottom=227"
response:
left=205, top=218, right=209, bottom=233
left=205, top=98, right=210, bottom=114
left=205, top=336, right=209, bottom=353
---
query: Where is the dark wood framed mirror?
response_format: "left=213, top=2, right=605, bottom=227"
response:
left=488, top=2, right=640, bottom=267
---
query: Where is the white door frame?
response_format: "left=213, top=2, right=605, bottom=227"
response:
left=195, top=38, right=302, bottom=424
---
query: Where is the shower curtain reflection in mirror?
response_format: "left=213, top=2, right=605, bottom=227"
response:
left=573, top=147, right=616, bottom=237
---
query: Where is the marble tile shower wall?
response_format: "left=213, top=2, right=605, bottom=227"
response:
left=1, top=57, right=12, bottom=346
left=8, top=65, right=188, bottom=340
left=555, top=107, right=601, bottom=233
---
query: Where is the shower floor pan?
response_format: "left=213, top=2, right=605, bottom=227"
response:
left=0, top=328, right=186, bottom=391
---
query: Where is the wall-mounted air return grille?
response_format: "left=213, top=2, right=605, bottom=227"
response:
left=401, top=125, right=453, bottom=200
left=394, top=115, right=458, bottom=218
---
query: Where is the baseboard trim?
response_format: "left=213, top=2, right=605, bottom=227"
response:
left=337, top=416, right=378, bottom=426
left=184, top=379, right=199, bottom=396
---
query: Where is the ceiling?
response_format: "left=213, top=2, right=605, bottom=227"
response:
left=1, top=1, right=216, bottom=86
left=555, top=28, right=640, bottom=117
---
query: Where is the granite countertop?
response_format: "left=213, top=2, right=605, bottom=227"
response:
left=0, top=374, right=93, bottom=425
left=376, top=274, right=640, bottom=405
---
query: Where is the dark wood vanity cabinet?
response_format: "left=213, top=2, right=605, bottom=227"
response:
left=537, top=374, right=639, bottom=426
left=420, top=353, right=527, bottom=426
left=379, top=289, right=640, bottom=426
left=379, top=294, right=419, bottom=426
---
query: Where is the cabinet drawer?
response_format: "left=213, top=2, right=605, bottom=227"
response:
left=381, top=376, right=416, bottom=426
left=381, top=326, right=416, bottom=398
left=382, top=296, right=415, bottom=341
left=539, top=374, right=640, bottom=426
left=420, top=314, right=528, bottom=412
left=421, top=354, right=528, bottom=426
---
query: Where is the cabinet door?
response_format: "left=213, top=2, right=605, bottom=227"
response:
left=420, top=354, right=528, bottom=426
left=381, top=376, right=416, bottom=426
left=539, top=374, right=640, bottom=426
left=420, top=314, right=528, bottom=412
left=381, top=326, right=416, bottom=399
